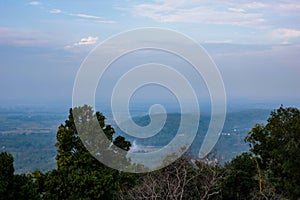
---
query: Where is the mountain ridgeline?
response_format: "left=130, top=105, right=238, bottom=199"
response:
left=114, top=109, right=270, bottom=162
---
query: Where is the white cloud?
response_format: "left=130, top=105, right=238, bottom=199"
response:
left=95, top=20, right=116, bottom=24
left=50, top=9, right=62, bottom=14
left=228, top=8, right=245, bottom=13
left=71, top=13, right=102, bottom=19
left=120, top=0, right=300, bottom=28
left=69, top=13, right=115, bottom=23
left=29, top=3, right=115, bottom=23
left=272, top=28, right=300, bottom=39
left=29, top=1, right=41, bottom=6
left=65, top=36, right=99, bottom=49
left=75, top=36, right=98, bottom=45
left=125, top=0, right=265, bottom=27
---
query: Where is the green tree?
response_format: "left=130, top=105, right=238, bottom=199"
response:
left=222, top=153, right=257, bottom=200
left=43, top=105, right=133, bottom=200
left=245, top=106, right=300, bottom=199
left=0, top=152, right=14, bottom=199
left=0, top=152, right=40, bottom=200
left=11, top=174, right=40, bottom=200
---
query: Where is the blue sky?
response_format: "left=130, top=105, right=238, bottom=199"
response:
left=1, top=0, right=300, bottom=106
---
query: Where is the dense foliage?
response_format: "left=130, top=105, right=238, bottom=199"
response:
left=0, top=152, right=40, bottom=200
left=43, top=105, right=134, bottom=199
left=245, top=106, right=300, bottom=199
left=0, top=105, right=299, bottom=199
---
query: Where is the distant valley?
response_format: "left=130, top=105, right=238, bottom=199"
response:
left=0, top=104, right=270, bottom=173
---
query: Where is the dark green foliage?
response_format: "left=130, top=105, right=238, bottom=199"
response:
left=11, top=174, right=40, bottom=200
left=0, top=152, right=40, bottom=200
left=55, top=106, right=130, bottom=169
left=113, top=136, right=131, bottom=151
left=41, top=168, right=119, bottom=200
left=245, top=106, right=300, bottom=199
left=0, top=152, right=14, bottom=179
left=0, top=152, right=14, bottom=199
left=43, top=105, right=133, bottom=199
left=222, top=153, right=258, bottom=200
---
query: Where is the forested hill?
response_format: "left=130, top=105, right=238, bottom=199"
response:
left=114, top=109, right=270, bottom=163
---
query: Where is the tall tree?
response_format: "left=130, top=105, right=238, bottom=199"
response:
left=245, top=106, right=300, bottom=199
left=221, top=153, right=257, bottom=200
left=43, top=105, right=133, bottom=200
left=0, top=152, right=14, bottom=199
left=0, top=152, right=40, bottom=200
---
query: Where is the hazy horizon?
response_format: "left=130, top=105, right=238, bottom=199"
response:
left=1, top=1, right=300, bottom=108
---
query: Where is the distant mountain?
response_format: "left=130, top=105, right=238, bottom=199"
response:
left=114, top=109, right=271, bottom=163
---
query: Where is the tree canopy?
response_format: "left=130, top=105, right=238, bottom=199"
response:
left=44, top=105, right=134, bottom=199
left=245, top=106, right=300, bottom=199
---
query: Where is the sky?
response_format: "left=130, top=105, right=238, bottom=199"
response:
left=1, top=0, right=300, bottom=107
